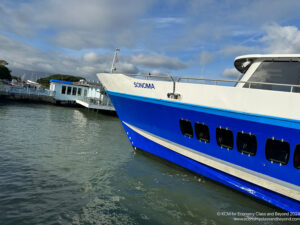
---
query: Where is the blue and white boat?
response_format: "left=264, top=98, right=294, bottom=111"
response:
left=97, top=53, right=300, bottom=214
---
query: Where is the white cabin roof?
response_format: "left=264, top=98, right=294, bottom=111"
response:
left=234, top=54, right=300, bottom=73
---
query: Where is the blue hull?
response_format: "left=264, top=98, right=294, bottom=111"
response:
left=108, top=90, right=300, bottom=213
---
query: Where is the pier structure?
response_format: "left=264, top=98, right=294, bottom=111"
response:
left=50, top=79, right=115, bottom=111
left=0, top=84, right=56, bottom=103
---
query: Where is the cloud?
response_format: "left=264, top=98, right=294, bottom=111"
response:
left=220, top=45, right=258, bottom=57
left=130, top=53, right=187, bottom=70
left=2, top=1, right=300, bottom=79
left=199, top=51, right=215, bottom=65
left=0, top=34, right=138, bottom=78
left=232, top=0, right=300, bottom=25
left=0, top=0, right=156, bottom=49
left=261, top=24, right=300, bottom=53
left=170, top=0, right=300, bottom=53
left=221, top=68, right=242, bottom=79
left=116, top=63, right=139, bottom=74
left=83, top=52, right=101, bottom=63
left=142, top=17, right=185, bottom=28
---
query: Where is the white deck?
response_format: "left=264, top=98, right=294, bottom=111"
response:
left=76, top=99, right=115, bottom=111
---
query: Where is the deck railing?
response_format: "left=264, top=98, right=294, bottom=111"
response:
left=125, top=74, right=300, bottom=93
left=81, top=95, right=113, bottom=107
left=0, top=85, right=56, bottom=96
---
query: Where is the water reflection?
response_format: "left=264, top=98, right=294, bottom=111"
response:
left=0, top=103, right=280, bottom=225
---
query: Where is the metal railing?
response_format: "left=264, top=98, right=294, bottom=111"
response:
left=0, top=85, right=56, bottom=96
left=81, top=95, right=114, bottom=107
left=125, top=74, right=300, bottom=93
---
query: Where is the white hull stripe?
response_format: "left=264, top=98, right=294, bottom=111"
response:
left=123, top=121, right=300, bottom=201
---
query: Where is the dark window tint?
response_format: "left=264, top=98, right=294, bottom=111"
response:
left=237, top=132, right=257, bottom=156
left=245, top=61, right=300, bottom=92
left=265, top=138, right=290, bottom=165
left=216, top=128, right=234, bottom=150
left=72, top=87, right=77, bottom=95
left=195, top=122, right=210, bottom=142
left=293, top=145, right=300, bottom=169
left=179, top=119, right=193, bottom=138
left=61, top=85, right=66, bottom=94
left=78, top=88, right=82, bottom=96
left=67, top=86, right=72, bottom=95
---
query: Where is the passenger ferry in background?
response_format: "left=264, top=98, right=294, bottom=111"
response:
left=97, top=51, right=300, bottom=214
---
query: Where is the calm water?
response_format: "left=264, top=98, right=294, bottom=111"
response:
left=0, top=101, right=283, bottom=225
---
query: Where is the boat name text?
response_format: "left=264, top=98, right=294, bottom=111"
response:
left=134, top=82, right=155, bottom=89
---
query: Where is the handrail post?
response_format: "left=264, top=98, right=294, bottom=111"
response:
left=169, top=75, right=176, bottom=94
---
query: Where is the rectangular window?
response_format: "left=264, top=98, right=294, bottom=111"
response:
left=84, top=89, right=87, bottom=97
left=179, top=119, right=193, bottom=138
left=72, top=87, right=77, bottom=95
left=195, top=122, right=210, bottom=142
left=237, top=132, right=257, bottom=156
left=246, top=61, right=300, bottom=92
left=265, top=138, right=290, bottom=165
left=294, top=145, right=300, bottom=169
left=216, top=127, right=234, bottom=150
left=61, top=85, right=66, bottom=94
left=78, top=88, right=82, bottom=96
left=67, top=86, right=72, bottom=95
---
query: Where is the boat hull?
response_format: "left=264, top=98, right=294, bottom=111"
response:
left=107, top=90, right=300, bottom=214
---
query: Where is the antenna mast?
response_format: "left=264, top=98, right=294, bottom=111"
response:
left=111, top=48, right=120, bottom=73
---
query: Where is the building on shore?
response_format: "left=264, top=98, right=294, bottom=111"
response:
left=49, top=79, right=115, bottom=111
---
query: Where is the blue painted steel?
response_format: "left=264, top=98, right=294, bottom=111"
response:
left=123, top=123, right=300, bottom=213
left=107, top=90, right=300, bottom=213
left=50, top=79, right=73, bottom=85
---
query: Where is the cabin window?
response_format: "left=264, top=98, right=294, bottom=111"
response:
left=179, top=119, right=193, bottom=138
left=72, top=87, right=77, bottom=95
left=265, top=138, right=290, bottom=165
left=237, top=132, right=257, bottom=156
left=67, top=86, right=72, bottom=95
left=216, top=128, right=234, bottom=150
left=245, top=61, right=300, bottom=92
left=61, top=86, right=66, bottom=94
left=195, top=122, right=210, bottom=142
left=293, top=145, right=300, bottom=169
left=78, top=88, right=82, bottom=96
left=84, top=89, right=87, bottom=97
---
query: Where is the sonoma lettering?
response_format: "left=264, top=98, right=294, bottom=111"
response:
left=134, top=82, right=155, bottom=89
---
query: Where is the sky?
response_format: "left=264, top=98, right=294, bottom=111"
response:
left=1, top=0, right=300, bottom=80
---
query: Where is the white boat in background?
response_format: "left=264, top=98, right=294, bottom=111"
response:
left=97, top=51, right=300, bottom=214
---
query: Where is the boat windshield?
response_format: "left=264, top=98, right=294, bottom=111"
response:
left=245, top=61, right=300, bottom=92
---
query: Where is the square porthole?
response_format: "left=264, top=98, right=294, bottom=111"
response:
left=293, top=145, right=300, bottom=169
left=179, top=119, right=193, bottom=138
left=237, top=132, right=257, bottom=156
left=195, top=122, right=210, bottom=142
left=265, top=138, right=290, bottom=165
left=216, top=127, right=234, bottom=150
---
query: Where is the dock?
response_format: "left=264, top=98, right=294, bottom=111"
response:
left=0, top=84, right=56, bottom=103
left=1, top=82, right=116, bottom=112
left=76, top=97, right=115, bottom=111
left=50, top=79, right=115, bottom=112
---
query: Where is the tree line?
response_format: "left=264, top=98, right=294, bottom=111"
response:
left=0, top=60, right=12, bottom=81
left=0, top=59, right=85, bottom=87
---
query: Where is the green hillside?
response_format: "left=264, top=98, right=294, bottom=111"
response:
left=37, top=74, right=85, bottom=87
left=0, top=65, right=12, bottom=81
